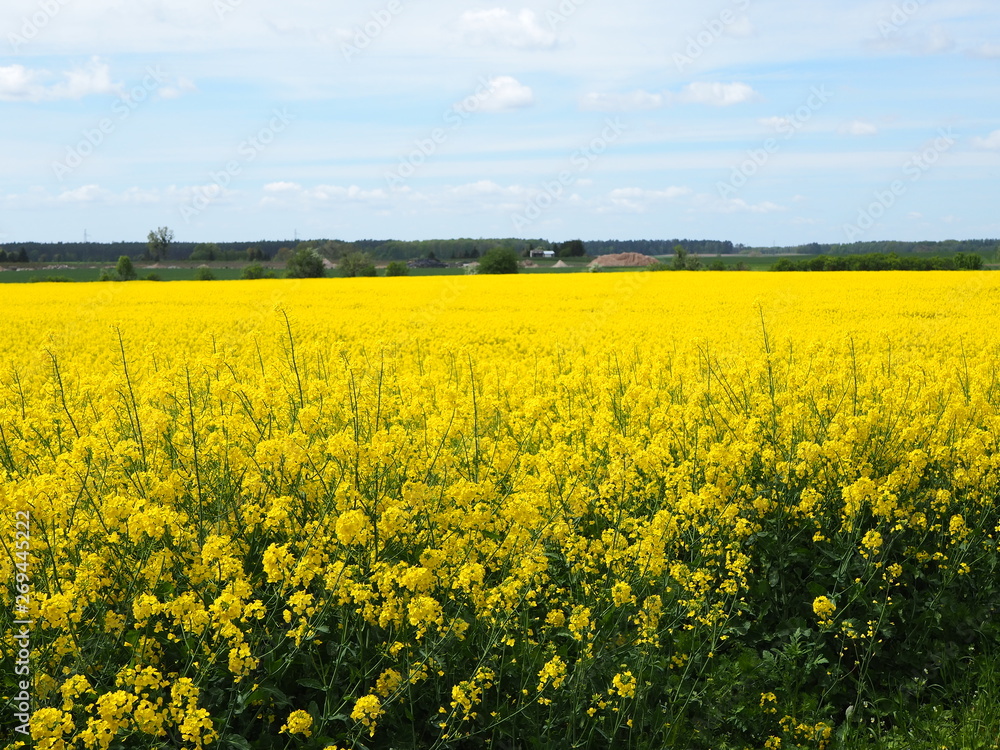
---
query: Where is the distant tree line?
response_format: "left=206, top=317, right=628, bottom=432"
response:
left=0, top=241, right=286, bottom=263
left=772, top=253, right=985, bottom=272
left=584, top=239, right=743, bottom=256
left=0, top=248, right=30, bottom=262
left=755, top=239, right=999, bottom=257
left=5, top=237, right=998, bottom=264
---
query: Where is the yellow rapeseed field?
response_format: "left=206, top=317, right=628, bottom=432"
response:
left=3, top=272, right=1000, bottom=749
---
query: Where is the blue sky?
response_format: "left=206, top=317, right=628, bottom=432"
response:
left=1, top=0, right=999, bottom=246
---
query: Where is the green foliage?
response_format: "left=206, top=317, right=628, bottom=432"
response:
left=116, top=255, right=137, bottom=281
left=286, top=248, right=326, bottom=278
left=773, top=252, right=986, bottom=271
left=194, top=267, right=217, bottom=281
left=554, top=239, right=586, bottom=258
left=27, top=275, right=74, bottom=283
left=339, top=252, right=377, bottom=278
left=146, top=226, right=174, bottom=262
left=144, top=273, right=162, bottom=281
left=190, top=242, right=221, bottom=261
left=671, top=244, right=702, bottom=271
left=385, top=261, right=410, bottom=277
left=241, top=263, right=274, bottom=280
left=478, top=247, right=520, bottom=275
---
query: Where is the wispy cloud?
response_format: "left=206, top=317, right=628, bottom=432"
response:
left=972, top=130, right=1000, bottom=150
left=677, top=82, right=759, bottom=106
left=458, top=8, right=557, bottom=50
left=839, top=120, right=879, bottom=136
left=970, top=43, right=1000, bottom=59
left=460, top=76, right=535, bottom=113
left=0, top=58, right=120, bottom=102
left=601, top=186, right=691, bottom=213
left=580, top=90, right=665, bottom=112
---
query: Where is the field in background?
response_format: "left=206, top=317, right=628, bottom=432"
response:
left=1, top=248, right=995, bottom=283
left=0, top=255, right=813, bottom=283
left=3, top=273, right=1000, bottom=749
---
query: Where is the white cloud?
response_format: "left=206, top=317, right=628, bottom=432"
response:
left=158, top=76, right=197, bottom=100
left=263, top=182, right=302, bottom=192
left=602, top=186, right=691, bottom=213
left=449, top=180, right=525, bottom=198
left=580, top=90, right=665, bottom=112
left=870, top=25, right=956, bottom=57
left=458, top=8, right=556, bottom=50
left=700, top=195, right=786, bottom=214
left=922, top=26, right=956, bottom=55
left=678, top=82, right=758, bottom=106
left=759, top=116, right=792, bottom=131
left=839, top=120, right=879, bottom=136
left=971, top=43, right=1000, bottom=59
left=0, top=65, right=41, bottom=102
left=260, top=183, right=388, bottom=207
left=57, top=185, right=113, bottom=203
left=0, top=58, right=120, bottom=102
left=3, top=184, right=166, bottom=208
left=727, top=16, right=755, bottom=38
left=457, top=75, right=534, bottom=113
left=972, top=130, right=1000, bottom=150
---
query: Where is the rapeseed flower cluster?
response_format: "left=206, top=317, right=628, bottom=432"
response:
left=2, top=272, right=1000, bottom=748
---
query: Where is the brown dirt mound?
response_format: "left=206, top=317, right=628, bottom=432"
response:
left=553, top=260, right=568, bottom=268
left=589, top=253, right=657, bottom=267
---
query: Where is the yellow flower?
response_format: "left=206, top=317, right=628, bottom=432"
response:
left=281, top=710, right=313, bottom=737
left=860, top=530, right=883, bottom=556
left=537, top=656, right=567, bottom=691
left=611, top=670, right=636, bottom=698
left=611, top=581, right=634, bottom=607
left=813, top=596, right=837, bottom=622
left=336, top=509, right=367, bottom=545
left=351, top=695, right=384, bottom=736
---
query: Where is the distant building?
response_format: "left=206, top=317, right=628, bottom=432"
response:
left=530, top=249, right=556, bottom=259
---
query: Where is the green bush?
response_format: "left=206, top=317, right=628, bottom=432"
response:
left=116, top=255, right=137, bottom=281
left=242, top=263, right=270, bottom=280
left=195, top=267, right=217, bottom=281
left=478, top=247, right=520, bottom=275
left=339, top=252, right=377, bottom=278
left=286, top=248, right=326, bottom=278
left=27, top=275, right=74, bottom=283
left=144, top=273, right=162, bottom=281
left=385, top=261, right=410, bottom=277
